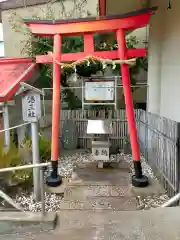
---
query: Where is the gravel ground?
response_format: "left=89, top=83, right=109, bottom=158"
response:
left=122, top=153, right=169, bottom=210
left=14, top=151, right=169, bottom=212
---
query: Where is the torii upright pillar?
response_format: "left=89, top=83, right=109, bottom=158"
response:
left=46, top=34, right=62, bottom=186
left=117, top=29, right=148, bottom=186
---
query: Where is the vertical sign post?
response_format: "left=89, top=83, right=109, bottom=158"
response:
left=2, top=103, right=10, bottom=151
left=22, top=89, right=42, bottom=200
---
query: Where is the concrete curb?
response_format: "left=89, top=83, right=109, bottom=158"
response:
left=0, top=212, right=57, bottom=235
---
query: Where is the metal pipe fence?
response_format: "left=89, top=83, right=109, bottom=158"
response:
left=0, top=122, right=30, bottom=133
left=161, top=192, right=180, bottom=207
left=0, top=162, right=50, bottom=216
left=41, top=83, right=148, bottom=115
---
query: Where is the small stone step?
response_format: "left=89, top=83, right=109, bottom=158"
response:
left=76, top=160, right=130, bottom=172
left=72, top=168, right=131, bottom=186
left=64, top=185, right=131, bottom=200
left=0, top=212, right=57, bottom=235
left=59, top=197, right=137, bottom=211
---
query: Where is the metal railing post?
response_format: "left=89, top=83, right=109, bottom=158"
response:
left=161, top=193, right=180, bottom=207
left=0, top=162, right=50, bottom=173
left=40, top=167, right=45, bottom=216
left=0, top=162, right=50, bottom=213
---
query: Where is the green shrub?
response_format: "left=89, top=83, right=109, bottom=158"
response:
left=21, top=133, right=51, bottom=163
left=0, top=137, right=20, bottom=169
left=12, top=168, right=32, bottom=184
left=0, top=136, right=32, bottom=184
left=39, top=134, right=51, bottom=162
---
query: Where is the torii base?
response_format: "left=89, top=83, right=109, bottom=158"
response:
left=132, top=175, right=149, bottom=188
left=46, top=175, right=62, bottom=187
left=132, top=161, right=149, bottom=188
left=46, top=161, right=62, bottom=187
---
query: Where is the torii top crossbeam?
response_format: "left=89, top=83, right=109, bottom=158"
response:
left=24, top=7, right=157, bottom=35
left=24, top=7, right=157, bottom=65
left=24, top=6, right=157, bottom=188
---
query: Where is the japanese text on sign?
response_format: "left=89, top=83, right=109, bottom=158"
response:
left=85, top=81, right=115, bottom=101
left=95, top=148, right=108, bottom=156
left=27, top=95, right=36, bottom=118
left=22, top=91, right=41, bottom=122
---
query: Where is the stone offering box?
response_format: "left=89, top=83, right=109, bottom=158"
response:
left=87, top=119, right=112, bottom=168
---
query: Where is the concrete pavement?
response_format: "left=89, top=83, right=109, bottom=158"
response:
left=3, top=208, right=180, bottom=239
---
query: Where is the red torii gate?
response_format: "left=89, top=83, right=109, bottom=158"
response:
left=24, top=7, right=157, bottom=187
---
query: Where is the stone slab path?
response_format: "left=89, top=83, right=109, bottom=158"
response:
left=58, top=161, right=138, bottom=211
left=0, top=160, right=171, bottom=239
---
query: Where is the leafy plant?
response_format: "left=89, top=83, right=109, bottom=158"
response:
left=123, top=135, right=132, bottom=154
left=12, top=168, right=32, bottom=184
left=21, top=133, right=51, bottom=163
left=0, top=137, right=20, bottom=170
left=39, top=134, right=51, bottom=162
left=124, top=135, right=130, bottom=145
left=0, top=136, right=32, bottom=185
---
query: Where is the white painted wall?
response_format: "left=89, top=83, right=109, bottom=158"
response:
left=2, top=0, right=98, bottom=57
left=0, top=23, right=4, bottom=57
left=148, top=0, right=180, bottom=121
left=0, top=42, right=4, bottom=57
left=147, top=0, right=164, bottom=114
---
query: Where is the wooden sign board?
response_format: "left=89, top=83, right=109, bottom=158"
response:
left=22, top=91, right=41, bottom=122
left=85, top=81, right=115, bottom=101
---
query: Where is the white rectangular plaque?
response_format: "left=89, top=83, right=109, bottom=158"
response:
left=92, top=146, right=109, bottom=161
left=87, top=120, right=112, bottom=134
left=22, top=91, right=41, bottom=122
left=92, top=141, right=110, bottom=162
left=85, top=81, right=115, bottom=101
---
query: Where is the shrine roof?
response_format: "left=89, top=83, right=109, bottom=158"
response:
left=23, top=6, right=157, bottom=25
left=0, top=58, right=37, bottom=102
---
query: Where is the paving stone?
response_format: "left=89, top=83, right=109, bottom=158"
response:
left=73, top=168, right=131, bottom=185
left=59, top=197, right=137, bottom=210
left=64, top=185, right=131, bottom=200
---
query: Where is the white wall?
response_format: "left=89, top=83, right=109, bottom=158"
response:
left=2, top=0, right=98, bottom=57
left=147, top=0, right=165, bottom=114
left=0, top=23, right=4, bottom=57
left=159, top=1, right=180, bottom=121
left=0, top=42, right=4, bottom=57
left=148, top=0, right=180, bottom=121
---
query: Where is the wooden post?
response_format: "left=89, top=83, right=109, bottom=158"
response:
left=116, top=28, right=148, bottom=187
left=98, top=0, right=106, bottom=16
left=46, top=34, right=62, bottom=187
